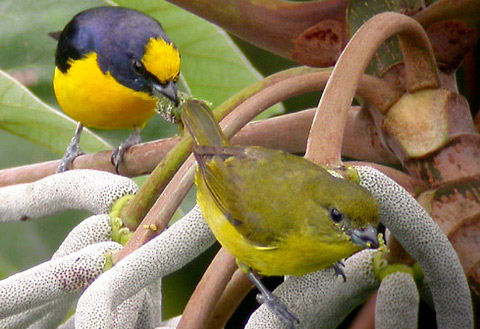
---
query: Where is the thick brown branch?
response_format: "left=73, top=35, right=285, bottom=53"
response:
left=0, top=105, right=400, bottom=187
left=165, top=0, right=350, bottom=66
left=0, top=138, right=179, bottom=187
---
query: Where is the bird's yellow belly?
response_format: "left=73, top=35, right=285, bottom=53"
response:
left=196, top=174, right=359, bottom=277
left=53, top=53, right=156, bottom=130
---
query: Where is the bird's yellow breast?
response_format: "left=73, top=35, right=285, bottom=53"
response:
left=196, top=172, right=360, bottom=277
left=53, top=52, right=156, bottom=130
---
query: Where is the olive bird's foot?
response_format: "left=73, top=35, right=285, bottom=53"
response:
left=333, top=261, right=346, bottom=282
left=57, top=123, right=84, bottom=173
left=111, top=127, right=142, bottom=174
left=256, top=291, right=299, bottom=329
left=245, top=268, right=299, bottom=329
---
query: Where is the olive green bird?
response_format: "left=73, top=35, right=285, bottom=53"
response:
left=181, top=100, right=380, bottom=327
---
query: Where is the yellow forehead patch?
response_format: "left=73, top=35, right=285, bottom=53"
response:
left=142, top=38, right=180, bottom=84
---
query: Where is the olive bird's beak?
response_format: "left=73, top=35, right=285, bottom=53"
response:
left=152, top=80, right=178, bottom=106
left=349, top=225, right=379, bottom=249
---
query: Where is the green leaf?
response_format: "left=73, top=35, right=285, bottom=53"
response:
left=0, top=0, right=116, bottom=153
left=0, top=70, right=111, bottom=154
left=0, top=0, right=103, bottom=105
left=111, top=0, right=284, bottom=119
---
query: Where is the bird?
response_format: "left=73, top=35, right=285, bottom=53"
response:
left=181, top=100, right=380, bottom=328
left=53, top=6, right=180, bottom=173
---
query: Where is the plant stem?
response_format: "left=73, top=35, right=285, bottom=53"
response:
left=305, top=12, right=439, bottom=166
left=206, top=269, right=254, bottom=329
left=0, top=96, right=399, bottom=188
left=177, top=248, right=237, bottom=329
left=165, top=0, right=350, bottom=66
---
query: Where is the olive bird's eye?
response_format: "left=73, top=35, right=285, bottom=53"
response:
left=329, top=208, right=343, bottom=223
left=132, top=60, right=146, bottom=74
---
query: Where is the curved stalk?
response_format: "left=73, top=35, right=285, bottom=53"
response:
left=177, top=248, right=237, bottom=329
left=206, top=269, right=254, bottom=329
left=305, top=12, right=439, bottom=166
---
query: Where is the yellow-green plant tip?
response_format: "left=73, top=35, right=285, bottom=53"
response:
left=109, top=195, right=136, bottom=243
left=411, top=262, right=424, bottom=283
left=103, top=252, right=114, bottom=272
left=377, top=233, right=389, bottom=254
left=155, top=91, right=207, bottom=123
left=110, top=217, right=123, bottom=243
left=119, top=231, right=133, bottom=246
left=373, top=251, right=389, bottom=279
left=344, top=165, right=361, bottom=183
left=110, top=224, right=132, bottom=245
left=109, top=194, right=135, bottom=220
left=378, top=264, right=414, bottom=282
left=178, top=92, right=212, bottom=107
left=110, top=216, right=122, bottom=229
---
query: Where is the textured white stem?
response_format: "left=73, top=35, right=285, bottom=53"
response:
left=375, top=271, right=419, bottom=329
left=25, top=295, right=75, bottom=329
left=75, top=206, right=215, bottom=329
left=0, top=295, right=74, bottom=329
left=356, top=166, right=473, bottom=329
left=0, top=242, right=121, bottom=318
left=110, top=289, right=145, bottom=329
left=53, top=214, right=112, bottom=259
left=0, top=170, right=138, bottom=222
left=139, top=280, right=162, bottom=326
left=246, top=249, right=379, bottom=329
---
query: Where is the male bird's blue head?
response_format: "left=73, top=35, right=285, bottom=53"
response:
left=55, top=6, right=180, bottom=104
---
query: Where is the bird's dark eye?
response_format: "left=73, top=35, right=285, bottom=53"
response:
left=329, top=208, right=343, bottom=223
left=132, top=60, right=146, bottom=74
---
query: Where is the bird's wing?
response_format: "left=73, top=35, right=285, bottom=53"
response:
left=195, top=145, right=318, bottom=248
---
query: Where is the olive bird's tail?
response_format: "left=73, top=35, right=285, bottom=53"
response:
left=180, top=100, right=228, bottom=147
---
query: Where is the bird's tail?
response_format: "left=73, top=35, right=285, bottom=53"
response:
left=181, top=100, right=228, bottom=147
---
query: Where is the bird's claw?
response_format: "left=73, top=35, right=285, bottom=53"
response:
left=58, top=147, right=83, bottom=173
left=111, top=146, right=126, bottom=174
left=57, top=140, right=83, bottom=173
left=110, top=128, right=142, bottom=174
left=256, top=291, right=299, bottom=329
left=333, top=261, right=347, bottom=282
left=57, top=123, right=84, bottom=173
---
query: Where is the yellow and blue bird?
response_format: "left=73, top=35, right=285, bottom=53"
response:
left=53, top=6, right=181, bottom=172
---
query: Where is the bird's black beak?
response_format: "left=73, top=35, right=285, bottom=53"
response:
left=152, top=80, right=178, bottom=106
left=349, top=225, right=379, bottom=249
